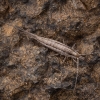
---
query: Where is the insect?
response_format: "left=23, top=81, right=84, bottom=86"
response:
left=1, top=22, right=84, bottom=89
left=18, top=28, right=84, bottom=89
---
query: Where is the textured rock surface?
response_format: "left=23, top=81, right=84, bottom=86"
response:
left=0, top=0, right=100, bottom=100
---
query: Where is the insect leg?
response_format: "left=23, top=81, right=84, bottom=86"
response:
left=74, top=58, right=79, bottom=90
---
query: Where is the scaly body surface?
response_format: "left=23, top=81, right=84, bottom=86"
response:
left=21, top=30, right=81, bottom=89
left=22, top=30, right=81, bottom=60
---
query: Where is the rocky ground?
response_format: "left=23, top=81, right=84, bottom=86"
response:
left=0, top=0, right=100, bottom=100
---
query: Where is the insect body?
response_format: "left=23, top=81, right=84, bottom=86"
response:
left=22, top=30, right=82, bottom=60
left=21, top=30, right=82, bottom=89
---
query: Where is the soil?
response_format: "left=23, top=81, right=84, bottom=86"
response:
left=0, top=0, right=100, bottom=100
